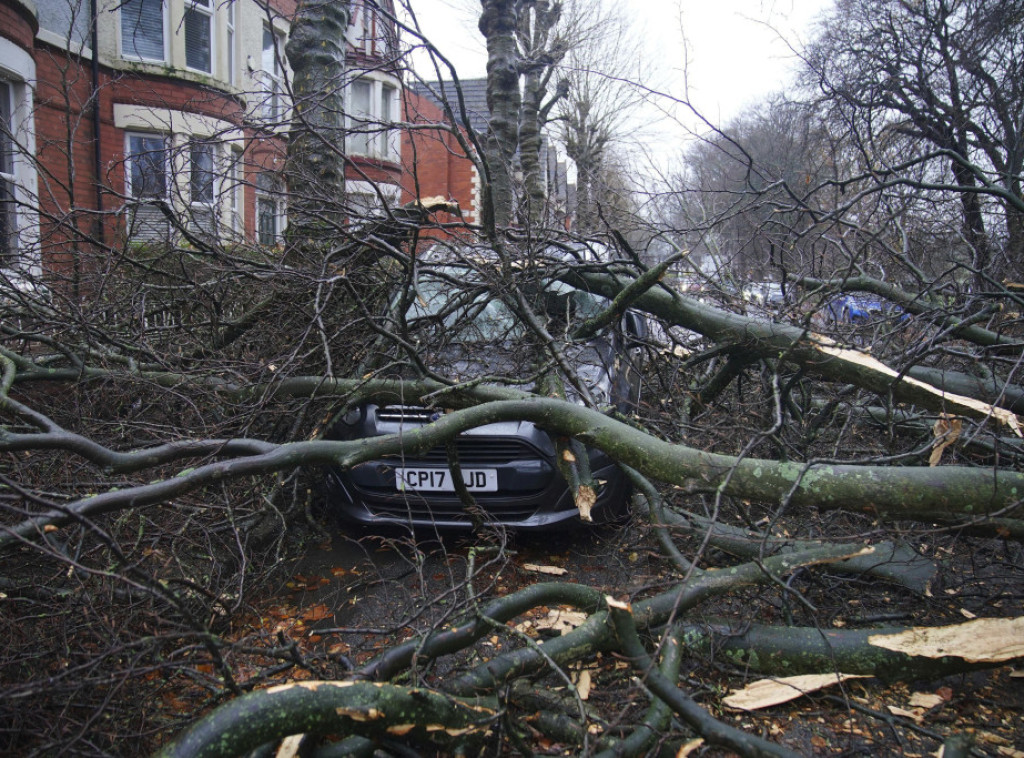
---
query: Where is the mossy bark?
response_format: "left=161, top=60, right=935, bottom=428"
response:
left=285, top=0, right=350, bottom=247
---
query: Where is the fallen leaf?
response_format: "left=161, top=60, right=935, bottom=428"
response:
left=300, top=604, right=332, bottom=622
left=868, top=617, right=1024, bottom=663
left=887, top=705, right=924, bottom=722
left=909, top=692, right=945, bottom=709
left=960, top=608, right=977, bottom=619
left=722, top=673, right=869, bottom=710
left=521, top=563, right=568, bottom=576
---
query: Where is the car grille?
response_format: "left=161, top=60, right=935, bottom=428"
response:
left=377, top=405, right=437, bottom=422
left=413, top=438, right=540, bottom=465
left=366, top=500, right=539, bottom=522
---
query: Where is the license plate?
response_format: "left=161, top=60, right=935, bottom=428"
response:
left=396, top=467, right=498, bottom=492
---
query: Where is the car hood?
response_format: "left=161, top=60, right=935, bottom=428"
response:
left=420, top=338, right=617, bottom=404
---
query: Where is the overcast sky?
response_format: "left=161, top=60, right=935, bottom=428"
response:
left=405, top=0, right=834, bottom=167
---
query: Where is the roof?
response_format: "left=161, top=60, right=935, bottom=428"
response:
left=411, top=78, right=490, bottom=138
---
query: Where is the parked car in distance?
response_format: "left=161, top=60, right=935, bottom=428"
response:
left=825, top=294, right=895, bottom=323
left=323, top=261, right=643, bottom=530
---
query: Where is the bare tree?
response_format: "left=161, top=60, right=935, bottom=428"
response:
left=805, top=0, right=1024, bottom=281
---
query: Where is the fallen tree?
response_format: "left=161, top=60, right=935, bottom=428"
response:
left=3, top=0, right=1024, bottom=755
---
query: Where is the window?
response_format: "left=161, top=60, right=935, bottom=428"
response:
left=260, top=25, right=285, bottom=121
left=228, top=151, right=242, bottom=235
left=121, top=0, right=165, bottom=62
left=189, top=140, right=218, bottom=238
left=256, top=173, right=285, bottom=245
left=184, top=0, right=213, bottom=73
left=126, top=133, right=170, bottom=241
left=347, top=78, right=398, bottom=161
left=350, top=0, right=395, bottom=57
left=190, top=141, right=215, bottom=205
left=348, top=80, right=372, bottom=156
left=0, top=80, right=15, bottom=262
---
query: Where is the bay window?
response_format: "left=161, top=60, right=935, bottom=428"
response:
left=120, top=0, right=165, bottom=62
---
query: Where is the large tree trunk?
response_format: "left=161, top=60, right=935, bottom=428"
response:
left=479, top=0, right=522, bottom=233
left=285, top=0, right=350, bottom=247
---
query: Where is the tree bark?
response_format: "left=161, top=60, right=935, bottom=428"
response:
left=479, top=0, right=522, bottom=232
left=285, top=0, right=350, bottom=246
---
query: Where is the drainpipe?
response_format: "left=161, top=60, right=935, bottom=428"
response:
left=90, top=0, right=104, bottom=251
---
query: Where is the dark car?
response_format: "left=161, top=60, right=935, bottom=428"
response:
left=323, top=261, right=644, bottom=530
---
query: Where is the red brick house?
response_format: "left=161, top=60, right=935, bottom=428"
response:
left=0, top=0, right=480, bottom=286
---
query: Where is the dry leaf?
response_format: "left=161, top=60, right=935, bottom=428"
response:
left=997, top=748, right=1024, bottom=758
left=869, top=617, right=1024, bottom=662
left=908, top=692, right=945, bottom=709
left=887, top=705, right=925, bottom=722
left=521, top=563, right=568, bottom=576
left=722, top=673, right=869, bottom=710
left=929, top=414, right=962, bottom=466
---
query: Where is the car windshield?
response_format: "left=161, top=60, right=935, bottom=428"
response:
left=406, top=269, right=610, bottom=343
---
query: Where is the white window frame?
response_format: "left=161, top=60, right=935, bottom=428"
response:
left=259, top=24, right=286, bottom=122
left=256, top=194, right=285, bottom=246
left=125, top=131, right=172, bottom=242
left=184, top=0, right=215, bottom=74
left=347, top=76, right=399, bottom=161
left=352, top=0, right=373, bottom=55
left=228, top=150, right=243, bottom=235
left=119, top=0, right=168, bottom=64
left=1, top=79, right=18, bottom=265
left=125, top=132, right=170, bottom=200
left=189, top=139, right=217, bottom=207
left=226, top=1, right=236, bottom=86
left=0, top=39, right=39, bottom=280
left=256, top=173, right=286, bottom=246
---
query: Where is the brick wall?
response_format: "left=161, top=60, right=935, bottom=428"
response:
left=0, top=0, right=36, bottom=50
left=401, top=89, right=479, bottom=238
